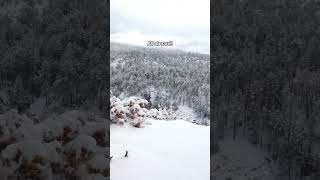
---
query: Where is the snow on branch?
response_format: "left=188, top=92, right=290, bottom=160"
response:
left=110, top=96, right=177, bottom=128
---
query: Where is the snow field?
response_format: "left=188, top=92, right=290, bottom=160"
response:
left=111, top=119, right=210, bottom=180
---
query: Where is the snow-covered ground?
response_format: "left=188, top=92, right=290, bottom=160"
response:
left=212, top=135, right=279, bottom=180
left=0, top=109, right=108, bottom=180
left=176, top=106, right=197, bottom=122
left=176, top=105, right=209, bottom=125
left=110, top=118, right=210, bottom=180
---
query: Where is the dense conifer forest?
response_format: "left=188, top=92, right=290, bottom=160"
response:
left=212, top=0, right=320, bottom=179
left=0, top=0, right=109, bottom=114
left=110, top=43, right=210, bottom=121
left=0, top=1, right=109, bottom=179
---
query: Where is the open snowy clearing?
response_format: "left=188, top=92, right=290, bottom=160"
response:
left=212, top=135, right=279, bottom=180
left=110, top=119, right=210, bottom=180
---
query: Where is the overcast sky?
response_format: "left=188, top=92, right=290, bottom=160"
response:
left=110, top=0, right=210, bottom=54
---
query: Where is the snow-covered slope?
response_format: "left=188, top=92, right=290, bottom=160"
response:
left=110, top=43, right=210, bottom=119
left=212, top=135, right=278, bottom=180
left=0, top=109, right=108, bottom=180
left=110, top=119, right=210, bottom=180
left=176, top=106, right=197, bottom=122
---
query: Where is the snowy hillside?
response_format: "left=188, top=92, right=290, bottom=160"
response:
left=0, top=109, right=108, bottom=180
left=110, top=43, right=210, bottom=121
left=110, top=119, right=210, bottom=180
left=212, top=136, right=278, bottom=180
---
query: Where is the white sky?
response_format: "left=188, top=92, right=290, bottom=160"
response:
left=110, top=0, right=210, bottom=54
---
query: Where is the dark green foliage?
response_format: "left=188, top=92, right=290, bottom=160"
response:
left=142, top=91, right=152, bottom=109
left=172, top=102, right=179, bottom=111
left=212, top=143, right=220, bottom=155
left=8, top=75, right=31, bottom=113
left=0, top=0, right=108, bottom=112
left=212, top=0, right=320, bottom=177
